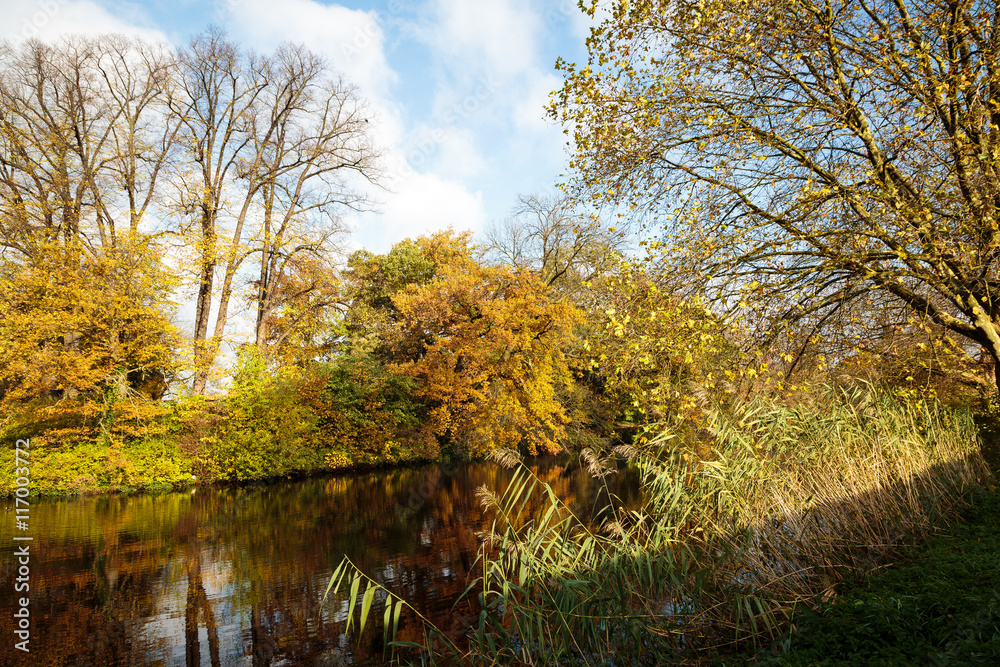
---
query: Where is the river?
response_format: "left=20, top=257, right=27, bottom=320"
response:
left=0, top=458, right=642, bottom=666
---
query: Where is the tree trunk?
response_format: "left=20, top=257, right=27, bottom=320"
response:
left=191, top=210, right=217, bottom=395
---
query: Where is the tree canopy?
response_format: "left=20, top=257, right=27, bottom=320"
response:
left=551, top=0, right=1000, bottom=386
left=0, top=239, right=177, bottom=404
left=342, top=231, right=582, bottom=455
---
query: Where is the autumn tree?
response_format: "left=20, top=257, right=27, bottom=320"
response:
left=253, top=257, right=344, bottom=366
left=551, top=0, right=1000, bottom=387
left=578, top=259, right=762, bottom=448
left=390, top=231, right=582, bottom=455
left=0, top=238, right=178, bottom=405
left=340, top=238, right=440, bottom=363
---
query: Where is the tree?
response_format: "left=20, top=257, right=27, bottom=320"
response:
left=173, top=30, right=378, bottom=393
left=247, top=46, right=379, bottom=352
left=482, top=194, right=624, bottom=293
left=299, top=354, right=429, bottom=465
left=585, top=262, right=738, bottom=431
left=551, top=0, right=1000, bottom=387
left=0, top=238, right=178, bottom=405
left=390, top=231, right=582, bottom=455
left=0, top=36, right=177, bottom=254
left=253, top=256, right=344, bottom=366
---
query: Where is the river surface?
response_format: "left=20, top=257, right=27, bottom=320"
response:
left=0, top=459, right=642, bottom=666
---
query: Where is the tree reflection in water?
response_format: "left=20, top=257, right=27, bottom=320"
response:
left=0, top=459, right=641, bottom=665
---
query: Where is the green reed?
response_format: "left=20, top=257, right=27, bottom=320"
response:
left=328, top=386, right=991, bottom=665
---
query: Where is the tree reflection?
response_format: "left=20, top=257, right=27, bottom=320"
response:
left=0, top=459, right=641, bottom=665
left=184, top=547, right=220, bottom=667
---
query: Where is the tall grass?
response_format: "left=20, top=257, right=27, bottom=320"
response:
left=329, top=386, right=991, bottom=664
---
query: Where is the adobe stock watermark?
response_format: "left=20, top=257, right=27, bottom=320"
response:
left=393, top=74, right=501, bottom=181
left=12, top=439, right=33, bottom=654
left=541, top=0, right=585, bottom=29
left=10, top=0, right=62, bottom=42
left=215, top=0, right=244, bottom=15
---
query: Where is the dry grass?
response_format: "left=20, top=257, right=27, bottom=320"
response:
left=329, top=386, right=992, bottom=665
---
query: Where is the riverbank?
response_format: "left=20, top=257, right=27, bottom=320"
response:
left=0, top=424, right=448, bottom=497
left=0, top=394, right=443, bottom=497
left=731, top=439, right=1000, bottom=665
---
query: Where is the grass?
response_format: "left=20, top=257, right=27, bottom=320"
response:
left=328, top=386, right=991, bottom=664
left=731, top=438, right=1000, bottom=665
left=737, top=486, right=1000, bottom=666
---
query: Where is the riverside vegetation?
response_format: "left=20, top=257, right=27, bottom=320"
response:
left=328, top=388, right=993, bottom=664
left=4, top=0, right=1000, bottom=661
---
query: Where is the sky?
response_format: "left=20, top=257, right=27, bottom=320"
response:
left=0, top=0, right=594, bottom=253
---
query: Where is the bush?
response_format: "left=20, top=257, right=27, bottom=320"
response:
left=204, top=347, right=319, bottom=482
left=300, top=355, right=433, bottom=467
left=0, top=400, right=191, bottom=494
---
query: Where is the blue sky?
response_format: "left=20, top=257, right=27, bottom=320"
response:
left=1, top=0, right=593, bottom=252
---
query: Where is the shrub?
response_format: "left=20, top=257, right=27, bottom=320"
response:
left=300, top=355, right=433, bottom=466
left=205, top=347, right=319, bottom=482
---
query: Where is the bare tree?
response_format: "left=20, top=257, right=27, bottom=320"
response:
left=483, top=194, right=623, bottom=292
left=172, top=29, right=270, bottom=394
left=0, top=35, right=178, bottom=255
left=173, top=30, right=379, bottom=392
left=245, top=46, right=379, bottom=351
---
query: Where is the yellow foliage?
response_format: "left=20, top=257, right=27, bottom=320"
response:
left=390, top=232, right=583, bottom=455
left=0, top=239, right=178, bottom=406
left=586, top=264, right=737, bottom=428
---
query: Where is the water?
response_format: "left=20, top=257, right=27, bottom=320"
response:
left=0, top=459, right=641, bottom=666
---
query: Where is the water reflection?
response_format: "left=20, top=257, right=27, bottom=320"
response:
left=0, top=459, right=642, bottom=666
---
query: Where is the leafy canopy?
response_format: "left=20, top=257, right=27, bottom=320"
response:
left=551, top=0, right=1000, bottom=386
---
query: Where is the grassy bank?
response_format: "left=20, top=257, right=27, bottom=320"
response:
left=330, top=388, right=992, bottom=664
left=0, top=390, right=428, bottom=498
left=732, top=445, right=1000, bottom=665
left=736, top=486, right=1000, bottom=665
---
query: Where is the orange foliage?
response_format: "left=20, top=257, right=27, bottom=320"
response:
left=391, top=232, right=582, bottom=455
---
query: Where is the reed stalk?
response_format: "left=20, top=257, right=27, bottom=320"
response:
left=329, top=386, right=991, bottom=664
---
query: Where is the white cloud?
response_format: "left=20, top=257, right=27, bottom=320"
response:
left=351, top=162, right=487, bottom=254
left=221, top=0, right=500, bottom=254
left=433, top=126, right=487, bottom=178
left=414, top=0, right=567, bottom=145
left=401, top=124, right=487, bottom=180
left=1, top=0, right=167, bottom=43
left=423, top=0, right=541, bottom=78
left=220, top=0, right=397, bottom=99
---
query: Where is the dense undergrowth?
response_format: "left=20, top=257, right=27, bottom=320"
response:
left=0, top=349, right=436, bottom=496
left=329, top=387, right=992, bottom=665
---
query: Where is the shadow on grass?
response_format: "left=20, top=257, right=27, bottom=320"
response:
left=735, top=474, right=1000, bottom=666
